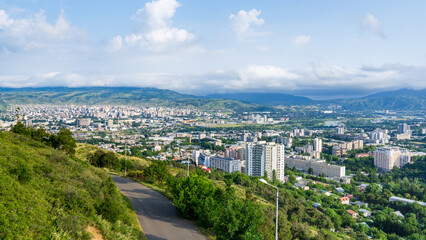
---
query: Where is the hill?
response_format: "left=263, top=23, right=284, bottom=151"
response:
left=0, top=131, right=144, bottom=239
left=205, top=89, right=426, bottom=111
left=204, top=92, right=314, bottom=105
left=0, top=87, right=273, bottom=112
left=330, top=88, right=426, bottom=111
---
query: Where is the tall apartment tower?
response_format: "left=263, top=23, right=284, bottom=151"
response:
left=336, top=126, right=345, bottom=134
left=374, top=147, right=411, bottom=171
left=245, top=142, right=285, bottom=182
left=276, top=144, right=285, bottom=182
left=398, top=123, right=410, bottom=134
left=245, top=143, right=265, bottom=177
left=314, top=138, right=322, bottom=153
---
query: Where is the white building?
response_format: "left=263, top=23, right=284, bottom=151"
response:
left=314, top=138, right=322, bottom=153
left=210, top=156, right=241, bottom=173
left=389, top=196, right=426, bottom=207
left=336, top=126, right=345, bottom=134
left=374, top=147, right=411, bottom=171
left=370, top=128, right=390, bottom=144
left=245, top=142, right=285, bottom=182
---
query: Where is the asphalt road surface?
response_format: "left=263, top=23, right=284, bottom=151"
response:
left=112, top=175, right=206, bottom=240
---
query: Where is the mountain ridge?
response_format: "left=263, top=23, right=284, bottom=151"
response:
left=0, top=87, right=424, bottom=111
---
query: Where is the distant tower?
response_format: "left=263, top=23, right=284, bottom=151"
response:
left=398, top=123, right=410, bottom=134
left=314, top=138, right=322, bottom=153
left=336, top=126, right=345, bottom=134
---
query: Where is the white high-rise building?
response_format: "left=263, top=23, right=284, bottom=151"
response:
left=398, top=123, right=410, bottom=134
left=374, top=147, right=411, bottom=171
left=276, top=144, right=285, bottom=182
left=245, top=142, right=265, bottom=177
left=245, top=142, right=285, bottom=182
left=192, top=150, right=200, bottom=165
left=314, top=138, right=322, bottom=153
left=336, top=126, right=345, bottom=134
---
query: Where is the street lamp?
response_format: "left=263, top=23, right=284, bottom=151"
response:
left=124, top=141, right=127, bottom=177
left=260, top=178, right=279, bottom=240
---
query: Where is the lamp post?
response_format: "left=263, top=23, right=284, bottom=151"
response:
left=124, top=141, right=127, bottom=177
left=260, top=178, right=279, bottom=240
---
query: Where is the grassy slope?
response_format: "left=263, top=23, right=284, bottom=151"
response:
left=76, top=143, right=151, bottom=167
left=0, top=132, right=145, bottom=240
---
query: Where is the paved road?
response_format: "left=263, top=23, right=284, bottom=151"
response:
left=112, top=175, right=206, bottom=240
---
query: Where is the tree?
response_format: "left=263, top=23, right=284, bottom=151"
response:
left=89, top=149, right=119, bottom=169
left=11, top=121, right=30, bottom=136
left=288, top=174, right=296, bottom=185
left=51, top=128, right=77, bottom=155
left=308, top=167, right=314, bottom=175
left=214, top=200, right=263, bottom=240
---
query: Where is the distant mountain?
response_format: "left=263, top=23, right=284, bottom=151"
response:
left=329, top=88, right=426, bottom=111
left=0, top=87, right=273, bottom=112
left=0, top=87, right=423, bottom=112
left=204, top=93, right=314, bottom=105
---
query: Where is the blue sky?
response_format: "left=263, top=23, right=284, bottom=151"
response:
left=0, top=0, right=425, bottom=99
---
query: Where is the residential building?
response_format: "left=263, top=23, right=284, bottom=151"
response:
left=374, top=147, right=411, bottom=171
left=192, top=150, right=200, bottom=165
left=285, top=157, right=345, bottom=178
left=198, top=153, right=212, bottom=167
left=398, top=123, right=410, bottom=134
left=370, top=128, right=390, bottom=144
left=340, top=197, right=350, bottom=205
left=347, top=210, right=358, bottom=219
left=359, top=209, right=371, bottom=217
left=389, top=196, right=426, bottom=207
left=245, top=142, right=285, bottom=182
left=76, top=118, right=91, bottom=126
left=314, top=138, right=322, bottom=152
left=210, top=156, right=241, bottom=173
left=332, top=140, right=364, bottom=157
left=336, top=126, right=345, bottom=134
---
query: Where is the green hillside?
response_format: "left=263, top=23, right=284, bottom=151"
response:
left=0, top=131, right=144, bottom=239
left=0, top=87, right=273, bottom=112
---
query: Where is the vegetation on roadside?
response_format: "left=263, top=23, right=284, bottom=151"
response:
left=0, top=127, right=145, bottom=239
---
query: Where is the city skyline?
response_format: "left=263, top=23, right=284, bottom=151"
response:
left=1, top=0, right=426, bottom=99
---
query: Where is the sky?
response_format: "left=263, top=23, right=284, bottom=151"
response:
left=0, top=0, right=425, bottom=99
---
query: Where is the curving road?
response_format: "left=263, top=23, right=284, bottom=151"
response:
left=112, top=175, right=206, bottom=240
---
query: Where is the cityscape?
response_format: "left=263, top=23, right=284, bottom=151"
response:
left=0, top=0, right=425, bottom=240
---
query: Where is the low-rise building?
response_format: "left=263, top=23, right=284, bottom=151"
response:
left=285, top=157, right=345, bottom=178
left=340, top=197, right=350, bottom=205
left=389, top=196, right=426, bottom=207
left=359, top=209, right=371, bottom=217
left=347, top=209, right=358, bottom=219
left=210, top=156, right=241, bottom=173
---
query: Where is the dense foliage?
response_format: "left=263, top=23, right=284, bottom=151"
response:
left=0, top=131, right=144, bottom=239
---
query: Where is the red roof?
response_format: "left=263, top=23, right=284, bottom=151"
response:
left=347, top=209, right=358, bottom=215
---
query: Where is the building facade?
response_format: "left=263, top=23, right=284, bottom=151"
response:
left=374, top=147, right=411, bottom=171
left=210, top=156, right=241, bottom=173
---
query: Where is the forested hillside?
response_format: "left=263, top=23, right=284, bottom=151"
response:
left=0, top=129, right=144, bottom=239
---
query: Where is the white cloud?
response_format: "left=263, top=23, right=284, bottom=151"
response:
left=293, top=35, right=311, bottom=47
left=362, top=13, right=384, bottom=38
left=111, top=0, right=194, bottom=51
left=0, top=9, right=83, bottom=51
left=229, top=9, right=264, bottom=39
left=1, top=64, right=425, bottom=96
